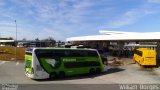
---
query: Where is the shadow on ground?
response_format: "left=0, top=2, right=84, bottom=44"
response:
left=34, top=68, right=125, bottom=82
left=106, top=68, right=125, bottom=74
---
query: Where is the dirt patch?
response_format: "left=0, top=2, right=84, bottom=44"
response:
left=0, top=46, right=25, bottom=62
left=107, top=56, right=134, bottom=66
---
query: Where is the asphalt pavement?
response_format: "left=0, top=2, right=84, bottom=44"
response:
left=1, top=61, right=160, bottom=90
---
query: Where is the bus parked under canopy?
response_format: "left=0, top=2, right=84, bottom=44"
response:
left=134, top=48, right=157, bottom=67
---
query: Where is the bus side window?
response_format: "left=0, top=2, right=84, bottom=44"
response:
left=52, top=51, right=62, bottom=68
left=71, top=50, right=81, bottom=57
left=52, top=52, right=59, bottom=60
left=88, top=51, right=98, bottom=57
left=64, top=50, right=71, bottom=57
left=79, top=50, right=87, bottom=57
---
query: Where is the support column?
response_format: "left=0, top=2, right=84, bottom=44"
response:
left=117, top=41, right=125, bottom=57
left=156, top=41, right=160, bottom=66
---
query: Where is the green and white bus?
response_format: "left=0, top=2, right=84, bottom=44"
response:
left=25, top=48, right=105, bottom=79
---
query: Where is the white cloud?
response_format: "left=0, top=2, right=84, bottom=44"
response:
left=26, top=0, right=95, bottom=40
left=0, top=0, right=91, bottom=40
left=0, top=23, right=35, bottom=40
left=36, top=28, right=63, bottom=40
left=18, top=0, right=92, bottom=24
left=0, top=27, right=33, bottom=40
left=107, top=6, right=157, bottom=28
left=0, top=0, right=5, bottom=6
left=1, top=0, right=147, bottom=39
left=147, top=0, right=160, bottom=3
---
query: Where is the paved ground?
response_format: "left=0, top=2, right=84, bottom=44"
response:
left=1, top=60, right=160, bottom=90
left=1, top=60, right=160, bottom=84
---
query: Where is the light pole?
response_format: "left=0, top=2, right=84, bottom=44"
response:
left=15, top=20, right=17, bottom=61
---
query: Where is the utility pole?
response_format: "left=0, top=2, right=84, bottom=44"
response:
left=15, top=20, right=17, bottom=61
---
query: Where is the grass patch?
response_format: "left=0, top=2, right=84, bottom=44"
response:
left=0, top=46, right=25, bottom=62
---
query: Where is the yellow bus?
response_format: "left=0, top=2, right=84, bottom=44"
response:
left=134, top=48, right=156, bottom=67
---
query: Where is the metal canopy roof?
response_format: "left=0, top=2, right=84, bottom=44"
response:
left=66, top=30, right=160, bottom=42
left=0, top=40, right=15, bottom=42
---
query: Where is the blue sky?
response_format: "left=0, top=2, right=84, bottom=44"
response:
left=0, top=0, right=160, bottom=41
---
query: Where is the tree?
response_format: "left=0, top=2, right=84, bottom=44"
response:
left=8, top=37, right=14, bottom=40
left=43, top=37, right=56, bottom=47
left=57, top=40, right=61, bottom=47
left=35, top=38, right=39, bottom=41
left=22, top=38, right=26, bottom=41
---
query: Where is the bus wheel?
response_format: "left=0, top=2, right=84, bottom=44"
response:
left=50, top=72, right=57, bottom=79
left=89, top=68, right=95, bottom=74
left=96, top=68, right=101, bottom=74
left=58, top=71, right=65, bottom=79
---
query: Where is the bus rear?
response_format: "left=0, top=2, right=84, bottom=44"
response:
left=142, top=50, right=156, bottom=66
left=134, top=48, right=156, bottom=67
